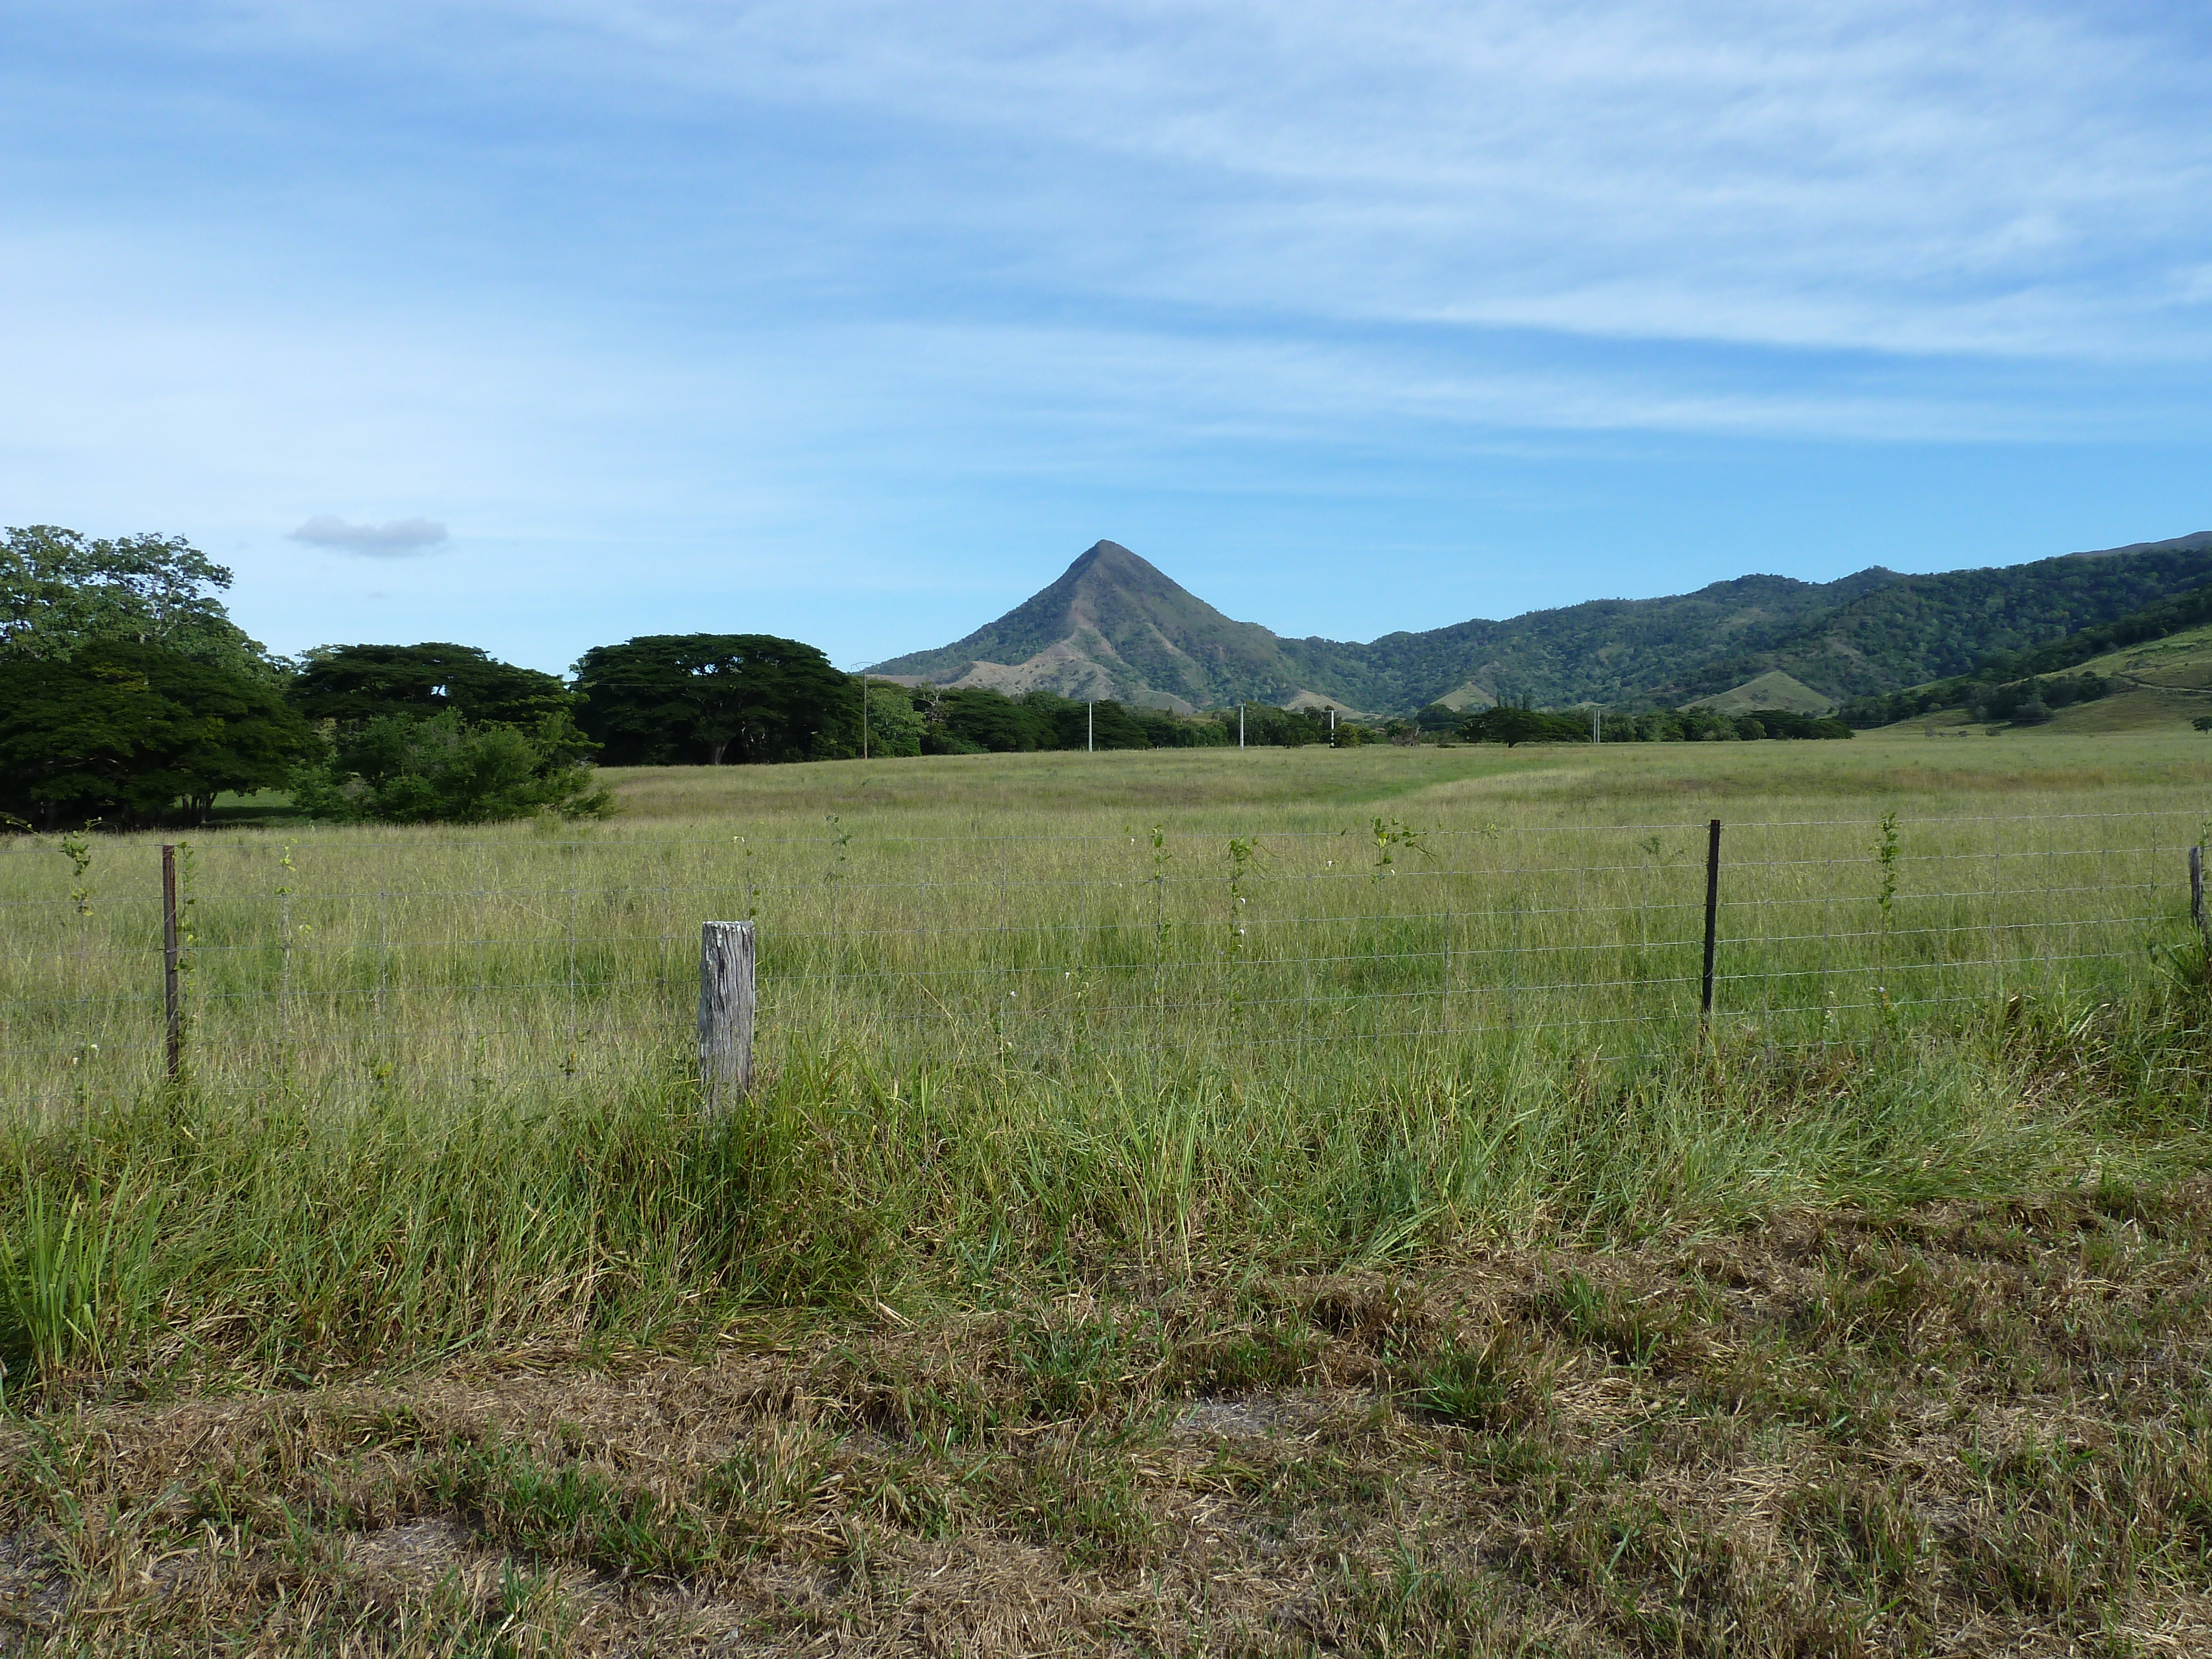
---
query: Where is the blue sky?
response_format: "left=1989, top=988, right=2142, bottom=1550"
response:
left=4, top=2, right=2208, bottom=674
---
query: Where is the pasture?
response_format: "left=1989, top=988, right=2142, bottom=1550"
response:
left=7, top=731, right=2212, bottom=1654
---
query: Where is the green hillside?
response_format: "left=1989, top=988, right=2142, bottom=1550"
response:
left=1280, top=569, right=1895, bottom=712
left=876, top=531, right=2212, bottom=717
left=1650, top=534, right=2212, bottom=705
left=2075, top=617, right=2212, bottom=688
left=1853, top=576, right=2212, bottom=737
left=2027, top=619, right=2212, bottom=734
left=1680, top=670, right=1833, bottom=716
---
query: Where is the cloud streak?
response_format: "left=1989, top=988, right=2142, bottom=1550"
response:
left=4, top=2, right=2210, bottom=668
left=303, top=0, right=2212, bottom=363
left=288, top=514, right=450, bottom=556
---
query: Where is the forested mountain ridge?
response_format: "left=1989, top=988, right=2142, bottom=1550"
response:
left=1649, top=535, right=2212, bottom=705
left=872, top=531, right=2212, bottom=715
left=1279, top=567, right=1905, bottom=712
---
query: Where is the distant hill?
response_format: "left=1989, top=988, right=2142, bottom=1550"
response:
left=1648, top=534, right=2212, bottom=705
left=869, top=541, right=1323, bottom=711
left=1279, top=568, right=1902, bottom=713
left=873, top=532, right=2212, bottom=716
left=1841, top=571, right=2212, bottom=734
left=1681, top=671, right=1834, bottom=716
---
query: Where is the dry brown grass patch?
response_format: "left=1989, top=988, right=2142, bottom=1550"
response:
left=9, top=1187, right=2212, bottom=1653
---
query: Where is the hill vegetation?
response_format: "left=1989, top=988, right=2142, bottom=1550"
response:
left=1652, top=534, right=2212, bottom=706
left=1840, top=575, right=2212, bottom=731
left=1681, top=669, right=1833, bottom=715
left=877, top=533, right=2212, bottom=718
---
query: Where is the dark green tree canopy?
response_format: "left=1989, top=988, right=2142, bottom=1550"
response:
left=881, top=684, right=1230, bottom=754
left=0, top=640, right=320, bottom=830
left=1458, top=703, right=1846, bottom=745
left=1462, top=705, right=1557, bottom=746
left=572, top=634, right=858, bottom=765
left=0, top=525, right=276, bottom=681
left=290, top=642, right=573, bottom=728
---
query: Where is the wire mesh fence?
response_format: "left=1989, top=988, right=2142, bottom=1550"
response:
left=2, top=808, right=2205, bottom=1113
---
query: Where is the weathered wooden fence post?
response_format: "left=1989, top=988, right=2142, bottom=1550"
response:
left=697, top=920, right=756, bottom=1109
left=2193, top=846, right=2206, bottom=941
left=1700, top=818, right=1722, bottom=1022
left=161, top=843, right=182, bottom=1080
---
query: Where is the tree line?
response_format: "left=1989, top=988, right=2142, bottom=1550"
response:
left=1452, top=703, right=1851, bottom=746
left=3, top=524, right=1884, bottom=833
left=0, top=526, right=1365, bottom=830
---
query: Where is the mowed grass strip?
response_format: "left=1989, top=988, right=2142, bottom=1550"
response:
left=8, top=1169, right=2212, bottom=1653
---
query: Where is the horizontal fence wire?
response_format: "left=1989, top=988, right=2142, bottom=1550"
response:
left=1, top=808, right=2205, bottom=1110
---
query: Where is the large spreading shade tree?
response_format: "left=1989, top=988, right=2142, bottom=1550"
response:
left=0, top=641, right=320, bottom=829
left=0, top=525, right=312, bottom=828
left=1, top=524, right=275, bottom=680
left=289, top=642, right=574, bottom=728
left=572, top=634, right=858, bottom=765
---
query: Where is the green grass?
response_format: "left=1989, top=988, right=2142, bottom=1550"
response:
left=2074, top=617, right=2212, bottom=688
left=1679, top=668, right=1835, bottom=715
left=1866, top=620, right=2212, bottom=737
left=5, top=735, right=2212, bottom=1652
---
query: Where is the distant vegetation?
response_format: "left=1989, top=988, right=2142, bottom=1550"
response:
left=290, top=641, right=573, bottom=728
left=0, top=639, right=318, bottom=830
left=1657, top=543, right=2212, bottom=707
left=873, top=534, right=2212, bottom=716
left=1837, top=580, right=2212, bottom=729
left=0, top=523, right=278, bottom=680
left=0, top=528, right=314, bottom=829
left=289, top=710, right=612, bottom=825
left=7, top=521, right=2210, bottom=828
left=1842, top=670, right=2118, bottom=730
left=860, top=682, right=1375, bottom=754
left=1459, top=703, right=1849, bottom=745
left=286, top=641, right=612, bottom=825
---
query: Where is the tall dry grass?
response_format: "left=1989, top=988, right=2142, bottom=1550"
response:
left=2, top=734, right=2209, bottom=1398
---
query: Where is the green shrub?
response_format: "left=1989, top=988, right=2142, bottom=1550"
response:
left=293, top=709, right=613, bottom=824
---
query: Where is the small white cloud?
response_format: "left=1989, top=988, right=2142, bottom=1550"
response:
left=289, top=514, right=449, bottom=556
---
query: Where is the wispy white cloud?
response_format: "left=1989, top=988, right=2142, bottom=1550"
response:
left=1, top=0, right=2208, bottom=666
left=318, top=0, right=2210, bottom=361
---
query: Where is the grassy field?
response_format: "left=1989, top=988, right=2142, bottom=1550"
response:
left=7, top=732, right=2212, bottom=1653
left=1867, top=625, right=2212, bottom=739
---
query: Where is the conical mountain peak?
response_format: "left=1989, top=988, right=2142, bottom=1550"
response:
left=868, top=529, right=2212, bottom=717
left=868, top=540, right=1311, bottom=711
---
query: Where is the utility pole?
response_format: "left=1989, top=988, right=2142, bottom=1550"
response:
left=1329, top=706, right=1337, bottom=744
left=862, top=677, right=869, bottom=760
left=1239, top=703, right=1245, bottom=748
left=1087, top=699, right=1094, bottom=753
left=1592, top=705, right=1600, bottom=745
